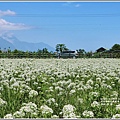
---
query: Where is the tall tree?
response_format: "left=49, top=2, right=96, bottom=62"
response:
left=55, top=44, right=68, bottom=53
left=42, top=48, right=48, bottom=53
left=111, top=44, right=120, bottom=50
left=76, top=49, right=86, bottom=58
left=78, top=49, right=86, bottom=54
left=0, top=47, right=2, bottom=53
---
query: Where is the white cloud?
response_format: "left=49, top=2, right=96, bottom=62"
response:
left=63, top=2, right=80, bottom=8
left=0, top=19, right=32, bottom=31
left=75, top=4, right=80, bottom=8
left=0, top=32, right=14, bottom=38
left=0, top=31, right=7, bottom=37
left=0, top=10, right=16, bottom=17
left=63, top=2, right=72, bottom=7
left=0, top=32, right=14, bottom=44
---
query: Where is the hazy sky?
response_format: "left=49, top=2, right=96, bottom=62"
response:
left=0, top=2, right=120, bottom=52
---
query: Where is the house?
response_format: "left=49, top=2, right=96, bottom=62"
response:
left=96, top=47, right=106, bottom=53
left=57, top=50, right=78, bottom=58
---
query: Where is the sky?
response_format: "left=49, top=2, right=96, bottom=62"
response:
left=0, top=2, right=120, bottom=52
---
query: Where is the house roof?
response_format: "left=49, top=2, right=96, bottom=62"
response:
left=96, top=47, right=106, bottom=52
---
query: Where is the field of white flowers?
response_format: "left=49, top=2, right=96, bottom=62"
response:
left=0, top=58, right=120, bottom=118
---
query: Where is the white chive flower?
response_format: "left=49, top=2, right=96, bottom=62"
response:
left=40, top=105, right=53, bottom=115
left=4, top=114, right=13, bottom=119
left=29, top=90, right=38, bottom=97
left=82, top=110, right=94, bottom=118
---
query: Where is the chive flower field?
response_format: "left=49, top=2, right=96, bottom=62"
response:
left=0, top=58, right=120, bottom=118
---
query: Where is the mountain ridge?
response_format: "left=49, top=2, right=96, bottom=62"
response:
left=0, top=35, right=55, bottom=52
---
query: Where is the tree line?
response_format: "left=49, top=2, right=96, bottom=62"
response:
left=0, top=48, right=55, bottom=58
left=0, top=43, right=120, bottom=58
left=55, top=43, right=120, bottom=58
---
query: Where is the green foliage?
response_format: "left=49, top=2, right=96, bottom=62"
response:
left=0, top=43, right=120, bottom=58
left=0, top=59, right=120, bottom=118
left=55, top=44, right=68, bottom=53
left=111, top=44, right=120, bottom=50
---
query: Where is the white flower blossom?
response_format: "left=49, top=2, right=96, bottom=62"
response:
left=4, top=114, right=13, bottom=119
left=62, top=104, right=76, bottom=118
left=87, top=79, right=94, bottom=85
left=20, top=102, right=37, bottom=114
left=51, top=115, right=59, bottom=118
left=0, top=98, right=7, bottom=106
left=82, top=110, right=94, bottom=118
left=13, top=111, right=25, bottom=118
left=40, top=105, right=53, bottom=115
left=69, top=89, right=76, bottom=95
left=91, top=101, right=100, bottom=107
left=116, top=104, right=120, bottom=111
left=112, top=114, right=120, bottom=118
left=29, top=90, right=38, bottom=97
left=90, top=92, right=99, bottom=97
left=111, top=91, right=118, bottom=97
left=47, top=98, right=56, bottom=104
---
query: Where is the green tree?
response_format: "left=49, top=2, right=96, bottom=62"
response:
left=42, top=48, right=49, bottom=58
left=37, top=49, right=42, bottom=58
left=0, top=47, right=2, bottom=53
left=86, top=51, right=93, bottom=58
left=42, top=48, right=49, bottom=53
left=55, top=44, right=68, bottom=53
left=76, top=49, right=86, bottom=58
left=12, top=49, right=19, bottom=58
left=111, top=44, right=120, bottom=50
left=7, top=47, right=11, bottom=58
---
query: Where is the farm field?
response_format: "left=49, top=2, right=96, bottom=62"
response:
left=0, top=58, right=120, bottom=118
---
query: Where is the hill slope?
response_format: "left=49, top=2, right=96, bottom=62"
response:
left=0, top=34, right=55, bottom=52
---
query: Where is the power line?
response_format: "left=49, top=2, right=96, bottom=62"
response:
left=9, top=13, right=120, bottom=17
left=33, top=27, right=120, bottom=31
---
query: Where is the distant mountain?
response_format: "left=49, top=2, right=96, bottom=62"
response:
left=0, top=37, right=15, bottom=50
left=0, top=34, right=55, bottom=52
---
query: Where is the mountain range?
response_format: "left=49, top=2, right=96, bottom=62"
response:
left=0, top=34, right=55, bottom=52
